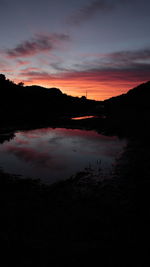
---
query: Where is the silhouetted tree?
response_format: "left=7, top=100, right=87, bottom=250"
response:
left=18, top=82, right=24, bottom=87
left=0, top=74, right=6, bottom=82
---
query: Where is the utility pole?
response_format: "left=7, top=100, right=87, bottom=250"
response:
left=86, top=90, right=88, bottom=99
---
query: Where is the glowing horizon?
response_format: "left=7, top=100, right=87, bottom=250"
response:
left=12, top=75, right=150, bottom=101
left=1, top=0, right=150, bottom=100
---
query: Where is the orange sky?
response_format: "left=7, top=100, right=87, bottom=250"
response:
left=1, top=0, right=150, bottom=101
left=13, top=75, right=149, bottom=101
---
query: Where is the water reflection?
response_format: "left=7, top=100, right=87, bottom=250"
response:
left=71, top=115, right=106, bottom=120
left=0, top=128, right=126, bottom=184
left=71, top=116, right=95, bottom=120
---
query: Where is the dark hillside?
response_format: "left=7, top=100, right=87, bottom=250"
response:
left=0, top=74, right=100, bottom=125
left=103, top=81, right=150, bottom=136
left=105, top=81, right=150, bottom=108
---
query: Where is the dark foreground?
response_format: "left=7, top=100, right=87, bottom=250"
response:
left=1, top=128, right=149, bottom=267
left=1, top=79, right=150, bottom=266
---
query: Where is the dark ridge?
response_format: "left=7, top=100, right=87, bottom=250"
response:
left=1, top=74, right=150, bottom=136
left=102, top=81, right=150, bottom=136
left=0, top=74, right=101, bottom=126
left=104, top=80, right=150, bottom=107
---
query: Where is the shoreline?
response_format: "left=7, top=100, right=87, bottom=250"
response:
left=1, top=119, right=149, bottom=266
left=1, top=135, right=138, bottom=266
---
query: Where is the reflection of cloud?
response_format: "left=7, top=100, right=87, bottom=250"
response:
left=19, top=128, right=57, bottom=140
left=18, top=128, right=117, bottom=144
left=19, top=132, right=39, bottom=139
left=67, top=0, right=114, bottom=25
left=5, top=33, right=70, bottom=58
left=15, top=138, right=29, bottom=145
left=48, top=136, right=63, bottom=145
left=5, top=145, right=50, bottom=166
left=4, top=143, right=68, bottom=172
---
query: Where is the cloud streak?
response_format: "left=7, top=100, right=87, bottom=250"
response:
left=18, top=67, right=150, bottom=96
left=18, top=48, right=150, bottom=82
left=67, top=0, right=114, bottom=25
left=14, top=47, right=150, bottom=100
left=17, top=60, right=30, bottom=66
left=5, top=33, right=70, bottom=58
left=107, top=48, right=150, bottom=65
left=69, top=48, right=150, bottom=71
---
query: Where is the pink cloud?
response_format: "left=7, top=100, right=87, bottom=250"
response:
left=17, top=60, right=30, bottom=66
left=5, top=33, right=70, bottom=58
left=18, top=68, right=150, bottom=84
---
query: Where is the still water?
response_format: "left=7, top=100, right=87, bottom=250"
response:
left=0, top=128, right=126, bottom=184
left=71, top=116, right=95, bottom=120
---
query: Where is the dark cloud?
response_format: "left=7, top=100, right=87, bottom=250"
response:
left=20, top=70, right=55, bottom=79
left=5, top=33, right=70, bottom=58
left=67, top=0, right=141, bottom=26
left=18, top=47, right=150, bottom=86
left=108, top=49, right=150, bottom=64
left=50, top=62, right=69, bottom=72
left=71, top=48, right=150, bottom=71
left=67, top=0, right=114, bottom=25
left=62, top=68, right=150, bottom=83
left=19, top=67, right=150, bottom=85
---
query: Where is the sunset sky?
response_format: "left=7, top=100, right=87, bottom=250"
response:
left=0, top=0, right=150, bottom=100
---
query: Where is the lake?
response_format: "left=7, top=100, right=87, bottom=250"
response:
left=0, top=127, right=126, bottom=184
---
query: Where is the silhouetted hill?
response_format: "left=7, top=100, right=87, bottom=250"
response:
left=0, top=74, right=100, bottom=125
left=1, top=73, right=150, bottom=135
left=105, top=81, right=150, bottom=109
left=103, top=81, right=150, bottom=135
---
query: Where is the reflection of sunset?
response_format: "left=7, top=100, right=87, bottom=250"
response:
left=0, top=128, right=126, bottom=183
left=72, top=116, right=95, bottom=120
